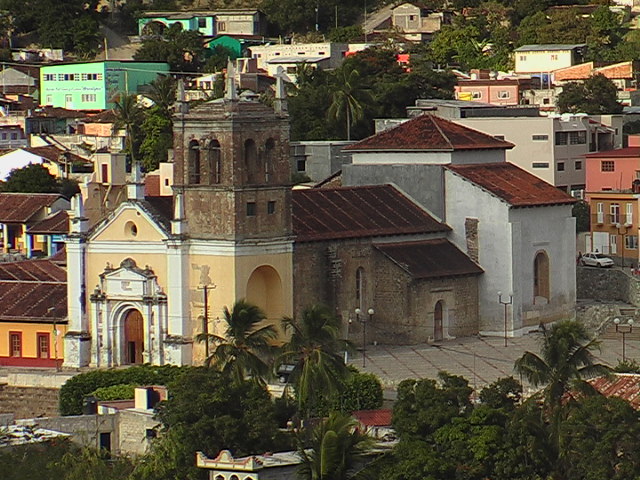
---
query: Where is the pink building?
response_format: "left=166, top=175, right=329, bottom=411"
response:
left=455, top=77, right=531, bottom=105
left=585, top=147, right=640, bottom=193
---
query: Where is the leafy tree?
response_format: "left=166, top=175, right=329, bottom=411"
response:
left=154, top=368, right=286, bottom=479
left=328, top=25, right=364, bottom=43
left=479, top=376, right=523, bottom=410
left=139, top=107, right=173, bottom=171
left=2, top=163, right=58, bottom=193
left=196, top=300, right=277, bottom=385
left=514, top=320, right=609, bottom=409
left=54, top=446, right=134, bottom=480
left=572, top=200, right=590, bottom=233
left=113, top=93, right=144, bottom=166
left=298, top=412, right=373, bottom=480
left=327, top=65, right=371, bottom=140
left=314, top=368, right=384, bottom=416
left=280, top=304, right=351, bottom=416
left=203, top=45, right=237, bottom=73
left=557, top=74, right=623, bottom=114
left=134, top=23, right=205, bottom=72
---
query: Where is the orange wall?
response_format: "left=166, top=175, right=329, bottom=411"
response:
left=0, top=322, right=66, bottom=367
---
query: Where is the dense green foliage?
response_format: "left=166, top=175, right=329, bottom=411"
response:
left=91, top=383, right=137, bottom=401
left=59, top=364, right=187, bottom=415
left=557, top=74, right=624, bottom=115
left=312, top=368, right=384, bottom=416
left=1, top=164, right=80, bottom=198
left=572, top=200, right=591, bottom=233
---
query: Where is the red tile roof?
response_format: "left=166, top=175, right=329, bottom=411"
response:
left=26, top=210, right=69, bottom=235
left=0, top=259, right=66, bottom=323
left=375, top=239, right=483, bottom=279
left=588, top=374, right=640, bottom=410
left=585, top=147, right=640, bottom=158
left=352, top=409, right=392, bottom=427
left=22, top=145, right=91, bottom=166
left=446, top=163, right=577, bottom=208
left=344, top=114, right=513, bottom=152
left=292, top=185, right=449, bottom=242
left=0, top=193, right=64, bottom=223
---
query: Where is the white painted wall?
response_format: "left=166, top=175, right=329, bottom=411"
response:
left=515, top=49, right=576, bottom=74
left=351, top=151, right=453, bottom=165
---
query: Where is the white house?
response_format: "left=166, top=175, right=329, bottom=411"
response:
left=514, top=44, right=587, bottom=74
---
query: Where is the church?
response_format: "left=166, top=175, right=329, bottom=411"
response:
left=62, top=78, right=578, bottom=368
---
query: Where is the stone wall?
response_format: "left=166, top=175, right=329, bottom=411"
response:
left=577, top=266, right=640, bottom=305
left=16, top=414, right=117, bottom=450
left=0, top=385, right=59, bottom=419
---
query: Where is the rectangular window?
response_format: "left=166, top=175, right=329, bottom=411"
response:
left=81, top=94, right=97, bottom=102
left=551, top=54, right=558, bottom=61
left=217, top=21, right=226, bottom=31
left=497, top=91, right=510, bottom=99
left=611, top=203, right=620, bottom=224
left=611, top=234, right=618, bottom=255
left=471, top=91, right=482, bottom=99
left=101, top=164, right=109, bottom=183
left=43, top=73, right=55, bottom=81
left=493, top=135, right=505, bottom=140
left=10, top=133, right=17, bottom=140
left=575, top=160, right=582, bottom=170
left=569, top=131, right=587, bottom=145
left=557, top=162, right=565, bottom=172
left=198, top=18, right=206, bottom=28
left=597, top=202, right=604, bottom=223
left=626, top=235, right=638, bottom=250
left=532, top=162, right=549, bottom=168
left=45, top=95, right=52, bottom=105
left=1, top=133, right=6, bottom=140
left=246, top=202, right=256, bottom=216
left=519, top=55, right=526, bottom=61
left=296, top=159, right=306, bottom=172
left=626, top=202, right=633, bottom=225
left=532, top=135, right=548, bottom=141
left=555, top=132, right=568, bottom=145
left=9, top=332, right=21, bottom=357
left=57, top=73, right=65, bottom=81
left=267, top=201, right=276, bottom=214
left=81, top=73, right=88, bottom=81
left=37, top=333, right=49, bottom=359
left=601, top=160, right=615, bottom=172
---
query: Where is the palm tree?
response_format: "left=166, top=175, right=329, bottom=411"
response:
left=515, top=320, right=609, bottom=409
left=147, top=75, right=176, bottom=117
left=112, top=93, right=144, bottom=165
left=327, top=65, right=370, bottom=141
left=298, top=412, right=373, bottom=480
left=196, top=300, right=277, bottom=385
left=280, top=305, right=352, bottom=415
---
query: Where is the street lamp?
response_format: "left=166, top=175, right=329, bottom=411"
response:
left=616, top=223, right=629, bottom=268
left=498, top=291, right=512, bottom=347
left=614, top=317, right=634, bottom=362
left=355, top=307, right=374, bottom=368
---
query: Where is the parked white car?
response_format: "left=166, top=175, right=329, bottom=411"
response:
left=581, top=252, right=614, bottom=268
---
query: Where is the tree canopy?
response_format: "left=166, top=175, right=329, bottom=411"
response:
left=557, top=74, right=624, bottom=115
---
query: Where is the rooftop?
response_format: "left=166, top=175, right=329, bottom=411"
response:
left=344, top=114, right=514, bottom=152
left=0, top=193, right=64, bottom=223
left=292, top=185, right=449, bottom=242
left=585, top=147, right=640, bottom=158
left=514, top=44, right=587, bottom=52
left=26, top=210, right=69, bottom=235
left=588, top=374, right=640, bottom=410
left=446, top=163, right=577, bottom=208
left=375, top=239, right=483, bottom=279
left=353, top=409, right=393, bottom=427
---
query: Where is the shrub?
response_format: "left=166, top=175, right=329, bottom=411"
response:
left=310, top=368, right=384, bottom=416
left=59, top=364, right=188, bottom=415
left=92, top=384, right=137, bottom=401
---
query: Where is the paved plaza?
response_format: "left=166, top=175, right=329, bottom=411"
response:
left=351, top=333, right=640, bottom=394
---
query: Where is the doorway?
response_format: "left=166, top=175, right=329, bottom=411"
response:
left=124, top=309, right=144, bottom=364
left=434, top=301, right=444, bottom=342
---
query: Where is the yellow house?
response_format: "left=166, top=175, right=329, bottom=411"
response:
left=64, top=77, right=293, bottom=368
left=0, top=258, right=67, bottom=367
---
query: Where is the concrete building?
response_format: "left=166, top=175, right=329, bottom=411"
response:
left=138, top=10, right=266, bottom=37
left=514, top=44, right=587, bottom=75
left=249, top=43, right=348, bottom=80
left=40, top=61, right=170, bottom=110
left=290, top=140, right=354, bottom=182
left=455, top=76, right=532, bottom=106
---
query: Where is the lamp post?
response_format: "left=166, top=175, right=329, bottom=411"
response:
left=355, top=307, right=374, bottom=368
left=616, top=223, right=628, bottom=268
left=614, top=317, right=634, bottom=362
left=498, top=291, right=512, bottom=347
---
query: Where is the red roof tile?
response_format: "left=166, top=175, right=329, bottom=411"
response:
left=446, top=163, right=577, bottom=207
left=27, top=210, right=69, bottom=234
left=352, top=409, right=392, bottom=427
left=344, top=114, right=513, bottom=152
left=588, top=374, right=640, bottom=410
left=585, top=147, right=640, bottom=158
left=375, top=239, right=483, bottom=279
left=0, top=259, right=66, bottom=323
left=22, top=145, right=91, bottom=166
left=292, top=185, right=449, bottom=242
left=0, top=193, right=64, bottom=223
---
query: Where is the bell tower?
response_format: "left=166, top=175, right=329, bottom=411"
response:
left=172, top=68, right=292, bottom=241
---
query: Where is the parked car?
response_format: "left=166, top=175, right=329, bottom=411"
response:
left=581, top=252, right=614, bottom=268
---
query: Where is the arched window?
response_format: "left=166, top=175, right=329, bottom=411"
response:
left=264, top=138, right=275, bottom=183
left=188, top=140, right=201, bottom=184
left=208, top=139, right=221, bottom=184
left=355, top=267, right=364, bottom=310
left=534, top=251, right=550, bottom=300
left=244, top=139, right=258, bottom=184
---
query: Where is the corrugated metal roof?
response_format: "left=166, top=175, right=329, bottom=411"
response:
left=344, top=114, right=513, bottom=152
left=0, top=193, right=63, bottom=223
left=589, top=374, right=640, bottom=410
left=375, top=239, right=483, bottom=279
left=353, top=409, right=392, bottom=427
left=514, top=44, right=586, bottom=52
left=446, top=163, right=577, bottom=208
left=292, top=185, right=449, bottom=242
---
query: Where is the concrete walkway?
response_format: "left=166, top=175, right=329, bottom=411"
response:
left=350, top=333, right=640, bottom=392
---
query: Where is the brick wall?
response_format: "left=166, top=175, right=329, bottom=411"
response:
left=0, top=385, right=59, bottom=419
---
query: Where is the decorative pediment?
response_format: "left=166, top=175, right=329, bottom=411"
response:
left=97, top=258, right=164, bottom=300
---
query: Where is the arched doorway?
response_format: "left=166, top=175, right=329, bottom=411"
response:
left=534, top=250, right=550, bottom=300
left=434, top=301, right=444, bottom=342
left=246, top=266, right=283, bottom=321
left=124, top=309, right=144, bottom=365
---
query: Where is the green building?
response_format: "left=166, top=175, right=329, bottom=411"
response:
left=40, top=61, right=170, bottom=111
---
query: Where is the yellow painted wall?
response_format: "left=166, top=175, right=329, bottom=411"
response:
left=0, top=322, right=66, bottom=359
left=91, top=207, right=166, bottom=243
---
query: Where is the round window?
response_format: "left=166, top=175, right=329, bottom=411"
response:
left=125, top=221, right=138, bottom=237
